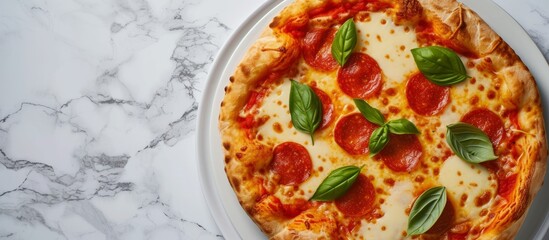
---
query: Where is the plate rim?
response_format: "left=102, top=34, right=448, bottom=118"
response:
left=195, top=0, right=285, bottom=239
left=196, top=0, right=549, bottom=239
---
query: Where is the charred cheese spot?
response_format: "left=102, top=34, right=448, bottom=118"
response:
left=388, top=106, right=400, bottom=114
left=470, top=95, right=479, bottom=105
left=385, top=88, right=397, bottom=96
left=488, top=90, right=496, bottom=99
left=414, top=175, right=424, bottom=183
left=475, top=191, right=492, bottom=207
left=467, top=61, right=475, bottom=69
left=461, top=194, right=468, bottom=207
left=231, top=177, right=241, bottom=192
left=384, top=178, right=395, bottom=186
left=272, top=122, right=283, bottom=133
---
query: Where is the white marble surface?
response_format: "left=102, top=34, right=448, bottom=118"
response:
left=0, top=0, right=547, bottom=239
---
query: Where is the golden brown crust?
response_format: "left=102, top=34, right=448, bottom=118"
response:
left=418, top=0, right=547, bottom=238
left=219, top=0, right=305, bottom=233
left=219, top=0, right=547, bottom=239
left=271, top=209, right=338, bottom=240
left=394, top=0, right=423, bottom=24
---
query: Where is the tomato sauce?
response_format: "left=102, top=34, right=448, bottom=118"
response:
left=308, top=0, right=393, bottom=21
left=281, top=17, right=308, bottom=38
left=448, top=232, right=468, bottom=240
left=497, top=174, right=517, bottom=200
left=415, top=20, right=478, bottom=58
left=281, top=0, right=393, bottom=38
left=237, top=70, right=290, bottom=137
left=338, top=220, right=361, bottom=236
left=243, top=90, right=265, bottom=112
left=237, top=114, right=269, bottom=139
left=281, top=198, right=310, bottom=218
left=256, top=177, right=269, bottom=199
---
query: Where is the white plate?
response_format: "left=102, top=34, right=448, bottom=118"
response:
left=196, top=0, right=549, bottom=239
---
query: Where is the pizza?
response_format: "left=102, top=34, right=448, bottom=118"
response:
left=218, top=0, right=548, bottom=239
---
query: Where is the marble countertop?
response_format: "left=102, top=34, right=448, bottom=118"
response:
left=0, top=0, right=547, bottom=239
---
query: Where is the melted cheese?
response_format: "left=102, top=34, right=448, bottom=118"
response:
left=358, top=181, right=413, bottom=239
left=249, top=9, right=505, bottom=239
left=256, top=79, right=336, bottom=200
left=356, top=13, right=419, bottom=85
left=438, top=156, right=497, bottom=222
left=256, top=79, right=302, bottom=144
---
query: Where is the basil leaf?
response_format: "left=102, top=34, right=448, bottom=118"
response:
left=407, top=186, right=447, bottom=236
left=353, top=99, right=385, bottom=126
left=332, top=18, right=357, bottom=66
left=310, top=165, right=362, bottom=201
left=411, top=46, right=469, bottom=86
left=289, top=80, right=322, bottom=145
left=387, top=119, right=420, bottom=135
left=369, top=125, right=389, bottom=155
left=446, top=122, right=498, bottom=163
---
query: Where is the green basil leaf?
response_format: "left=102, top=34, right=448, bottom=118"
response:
left=332, top=18, right=357, bottom=66
left=387, top=119, right=420, bottom=135
left=446, top=122, right=498, bottom=163
left=353, top=99, right=385, bottom=126
left=310, top=165, right=362, bottom=201
left=407, top=186, right=447, bottom=236
left=289, top=80, right=323, bottom=145
left=369, top=125, right=389, bottom=155
left=411, top=46, right=469, bottom=86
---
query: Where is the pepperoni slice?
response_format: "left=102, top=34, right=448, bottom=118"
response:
left=377, top=134, right=422, bottom=172
left=270, top=142, right=313, bottom=186
left=461, top=109, right=504, bottom=146
left=302, top=27, right=338, bottom=71
left=337, top=53, right=382, bottom=99
left=334, top=113, right=378, bottom=155
left=406, top=72, right=450, bottom=116
left=335, top=174, right=376, bottom=217
left=311, top=87, right=334, bottom=129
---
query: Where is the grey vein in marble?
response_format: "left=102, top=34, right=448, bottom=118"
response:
left=0, top=0, right=231, bottom=238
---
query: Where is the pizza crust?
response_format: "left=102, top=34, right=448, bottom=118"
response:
left=271, top=209, right=338, bottom=239
left=219, top=6, right=303, bottom=233
left=218, top=0, right=547, bottom=238
left=418, top=0, right=547, bottom=238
